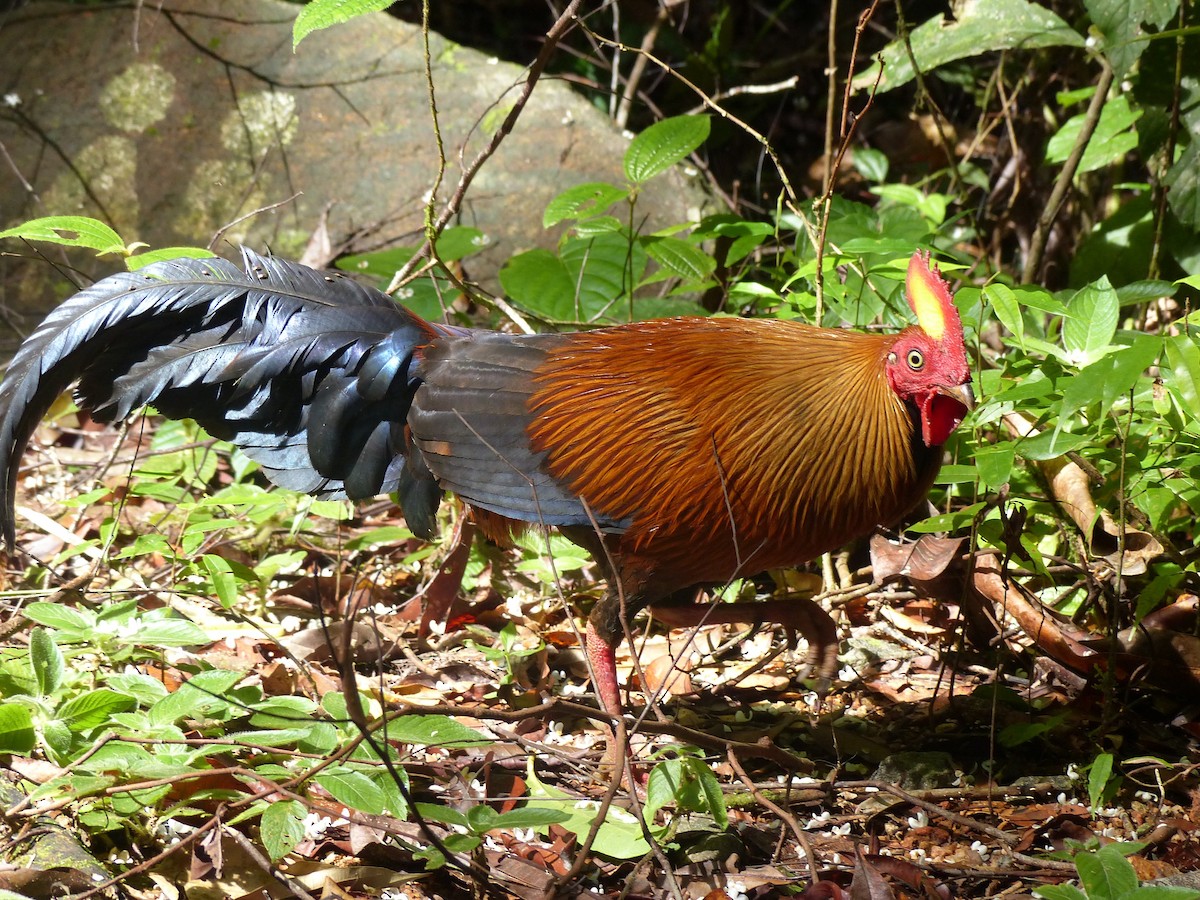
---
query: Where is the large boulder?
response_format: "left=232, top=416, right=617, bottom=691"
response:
left=0, top=0, right=708, bottom=351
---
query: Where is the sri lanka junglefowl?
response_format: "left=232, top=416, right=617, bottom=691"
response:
left=0, top=249, right=972, bottom=718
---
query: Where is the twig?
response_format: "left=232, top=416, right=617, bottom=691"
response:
left=387, top=0, right=586, bottom=293
left=1022, top=58, right=1114, bottom=283
left=728, top=748, right=820, bottom=883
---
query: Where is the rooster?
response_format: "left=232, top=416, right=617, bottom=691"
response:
left=0, top=249, right=972, bottom=718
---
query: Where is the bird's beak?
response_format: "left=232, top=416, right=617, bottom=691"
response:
left=937, top=381, right=975, bottom=411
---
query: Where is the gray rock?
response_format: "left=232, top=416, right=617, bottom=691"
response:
left=0, top=0, right=708, bottom=351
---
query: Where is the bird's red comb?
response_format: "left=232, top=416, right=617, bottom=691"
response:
left=906, top=251, right=962, bottom=344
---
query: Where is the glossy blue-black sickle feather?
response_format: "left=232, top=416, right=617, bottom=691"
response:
left=0, top=248, right=618, bottom=550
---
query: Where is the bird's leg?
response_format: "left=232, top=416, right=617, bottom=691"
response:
left=585, top=588, right=626, bottom=719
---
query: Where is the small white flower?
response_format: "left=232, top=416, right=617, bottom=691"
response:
left=1066, top=763, right=1080, bottom=781
left=971, top=840, right=990, bottom=860
left=279, top=615, right=303, bottom=633
left=805, top=810, right=832, bottom=829
left=725, top=880, right=748, bottom=900
left=831, top=822, right=852, bottom=836
left=909, top=847, right=927, bottom=860
left=4, top=92, right=20, bottom=107
left=907, top=810, right=929, bottom=829
left=513, top=827, right=535, bottom=843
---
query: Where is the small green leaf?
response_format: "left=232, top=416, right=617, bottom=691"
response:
left=261, top=800, right=307, bottom=860
left=624, top=115, right=710, bottom=184
left=0, top=215, right=126, bottom=255
left=293, top=0, right=394, bottom=48
left=1034, top=885, right=1089, bottom=900
left=29, top=628, right=64, bottom=698
left=0, top=704, right=35, bottom=753
left=986, top=283, right=1025, bottom=347
left=643, top=236, right=716, bottom=282
left=201, top=554, right=240, bottom=609
left=544, top=182, right=629, bottom=227
left=1062, top=276, right=1119, bottom=365
left=488, top=807, right=571, bottom=831
left=1087, top=752, right=1115, bottom=810
left=57, top=690, right=135, bottom=732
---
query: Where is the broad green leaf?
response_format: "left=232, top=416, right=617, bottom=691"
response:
left=129, top=619, right=210, bottom=647
left=0, top=704, right=35, bottom=753
left=293, top=0, right=394, bottom=48
left=1087, top=752, right=1115, bottom=810
left=624, top=115, right=710, bottom=184
left=524, top=759, right=656, bottom=859
left=344, top=526, right=414, bottom=551
left=261, top=800, right=307, bottom=860
left=974, top=444, right=1016, bottom=489
left=1076, top=842, right=1136, bottom=900
left=149, top=670, right=245, bottom=726
left=0, top=215, right=125, bottom=255
left=1163, top=334, right=1200, bottom=423
left=1063, top=276, right=1119, bottom=366
left=415, top=803, right=468, bottom=828
left=544, top=182, right=629, bottom=227
left=434, top=226, right=486, bottom=262
left=1046, top=95, right=1141, bottom=175
left=315, top=768, right=386, bottom=814
left=1085, top=0, right=1180, bottom=78
left=643, top=236, right=716, bottom=282
left=382, top=714, right=491, bottom=748
left=851, top=0, right=1083, bottom=93
left=57, top=690, right=135, bottom=732
left=23, top=602, right=92, bottom=633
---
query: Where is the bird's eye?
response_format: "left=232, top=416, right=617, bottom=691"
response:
left=907, top=349, right=925, bottom=370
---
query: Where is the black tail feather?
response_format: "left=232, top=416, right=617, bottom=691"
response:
left=0, top=249, right=449, bottom=549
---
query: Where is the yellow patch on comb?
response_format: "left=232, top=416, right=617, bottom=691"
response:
left=906, top=251, right=951, bottom=341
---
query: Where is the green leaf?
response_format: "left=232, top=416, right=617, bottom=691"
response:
left=315, top=769, right=386, bottom=814
left=643, top=236, right=716, bottom=282
left=524, top=759, right=656, bottom=859
left=293, top=0, right=394, bottom=48
left=23, top=602, right=93, bottom=633
left=986, top=283, right=1025, bottom=347
left=381, top=714, right=491, bottom=748
left=1033, top=885, right=1089, bottom=900
left=415, top=803, right=468, bottom=828
left=488, top=807, right=571, bottom=831
left=1063, top=276, right=1119, bottom=366
left=1076, top=843, right=1137, bottom=900
left=0, top=704, right=35, bottom=753
left=201, top=554, right=240, bottom=609
left=974, top=443, right=1016, bottom=489
left=149, top=670, right=245, bottom=726
left=1046, top=95, right=1141, bottom=175
left=127, top=247, right=216, bottom=269
left=129, top=619, right=210, bottom=647
left=624, top=115, right=710, bottom=184
left=57, top=690, right=135, bottom=732
left=29, top=629, right=63, bottom=698
left=1163, top=334, right=1200, bottom=423
left=261, top=800, right=307, bottom=860
left=851, top=0, right=1084, bottom=93
left=0, top=215, right=126, bottom=255
left=544, top=182, right=629, bottom=227
left=1085, top=0, right=1180, bottom=78
left=1087, top=752, right=1115, bottom=810
left=1166, top=139, right=1200, bottom=229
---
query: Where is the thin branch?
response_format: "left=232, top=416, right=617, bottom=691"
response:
left=1022, top=58, right=1114, bottom=283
